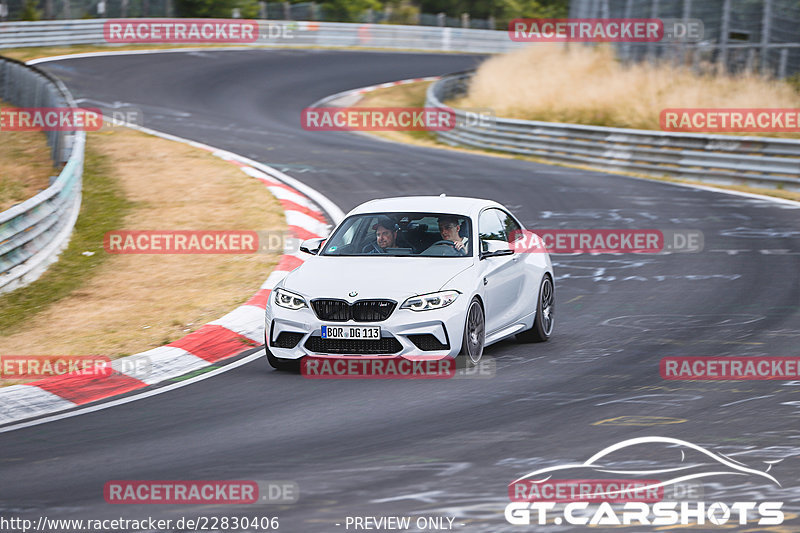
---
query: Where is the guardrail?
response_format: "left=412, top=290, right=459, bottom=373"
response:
left=0, top=56, right=84, bottom=294
left=0, top=19, right=523, bottom=54
left=427, top=72, right=800, bottom=192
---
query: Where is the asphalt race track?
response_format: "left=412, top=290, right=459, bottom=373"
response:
left=2, top=49, right=800, bottom=532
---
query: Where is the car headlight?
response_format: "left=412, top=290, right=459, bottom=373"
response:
left=401, top=290, right=460, bottom=311
left=274, top=288, right=308, bottom=310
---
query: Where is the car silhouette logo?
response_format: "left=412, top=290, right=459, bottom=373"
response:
left=510, top=436, right=782, bottom=499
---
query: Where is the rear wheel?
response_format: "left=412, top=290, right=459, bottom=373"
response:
left=516, top=274, right=554, bottom=343
left=459, top=297, right=485, bottom=366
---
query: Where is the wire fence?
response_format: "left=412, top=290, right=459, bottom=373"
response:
left=570, top=0, right=800, bottom=78
left=0, top=1, right=498, bottom=28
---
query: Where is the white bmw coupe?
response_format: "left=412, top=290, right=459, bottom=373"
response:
left=264, top=196, right=554, bottom=369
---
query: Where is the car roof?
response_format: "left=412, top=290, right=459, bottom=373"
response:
left=347, top=196, right=505, bottom=218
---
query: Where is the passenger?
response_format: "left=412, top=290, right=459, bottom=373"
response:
left=423, top=215, right=467, bottom=255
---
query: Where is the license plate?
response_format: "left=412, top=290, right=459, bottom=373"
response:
left=321, top=325, right=380, bottom=340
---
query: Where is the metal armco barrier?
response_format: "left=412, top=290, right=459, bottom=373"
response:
left=0, top=19, right=524, bottom=54
left=0, top=56, right=84, bottom=294
left=427, top=72, right=800, bottom=191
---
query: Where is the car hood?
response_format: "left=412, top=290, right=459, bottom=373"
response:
left=282, top=255, right=474, bottom=301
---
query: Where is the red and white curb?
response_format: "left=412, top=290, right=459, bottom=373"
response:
left=309, top=76, right=440, bottom=108
left=0, top=124, right=344, bottom=426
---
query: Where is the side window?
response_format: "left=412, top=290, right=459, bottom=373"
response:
left=496, top=210, right=522, bottom=243
left=478, top=209, right=507, bottom=252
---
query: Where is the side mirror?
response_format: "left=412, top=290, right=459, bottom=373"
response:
left=300, top=238, right=325, bottom=255
left=479, top=239, right=514, bottom=260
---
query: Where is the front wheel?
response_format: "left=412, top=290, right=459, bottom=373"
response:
left=516, top=274, right=554, bottom=343
left=460, top=297, right=485, bottom=366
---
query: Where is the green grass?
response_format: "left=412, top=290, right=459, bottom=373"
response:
left=0, top=139, right=134, bottom=335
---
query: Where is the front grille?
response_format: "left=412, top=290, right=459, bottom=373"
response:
left=272, top=331, right=304, bottom=349
left=311, top=299, right=350, bottom=321
left=407, top=334, right=450, bottom=351
left=353, top=300, right=396, bottom=321
left=311, top=299, right=396, bottom=322
left=305, top=336, right=402, bottom=355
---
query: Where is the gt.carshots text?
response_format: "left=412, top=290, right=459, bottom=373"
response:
left=504, top=501, right=783, bottom=526
left=505, top=437, right=785, bottom=527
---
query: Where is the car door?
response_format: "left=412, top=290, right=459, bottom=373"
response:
left=479, top=208, right=525, bottom=335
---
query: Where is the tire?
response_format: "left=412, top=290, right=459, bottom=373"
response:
left=265, top=331, right=301, bottom=371
left=516, top=274, right=554, bottom=343
left=459, top=297, right=485, bottom=366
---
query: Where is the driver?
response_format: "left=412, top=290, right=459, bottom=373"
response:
left=363, top=215, right=397, bottom=254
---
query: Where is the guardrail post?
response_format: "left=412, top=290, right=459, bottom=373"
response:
left=283, top=2, right=291, bottom=20
left=680, top=0, right=692, bottom=67
left=647, top=0, right=660, bottom=63
left=461, top=13, right=469, bottom=29
left=437, top=12, right=445, bottom=26
left=779, top=47, right=788, bottom=78
left=718, top=0, right=732, bottom=73
left=760, top=0, right=772, bottom=76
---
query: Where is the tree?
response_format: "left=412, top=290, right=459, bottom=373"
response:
left=175, top=0, right=260, bottom=18
left=21, top=0, right=42, bottom=21
left=321, top=0, right=383, bottom=22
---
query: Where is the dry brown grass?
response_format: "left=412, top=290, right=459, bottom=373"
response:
left=0, top=101, right=55, bottom=211
left=0, top=127, right=283, bottom=362
left=354, top=80, right=800, bottom=202
left=453, top=44, right=800, bottom=136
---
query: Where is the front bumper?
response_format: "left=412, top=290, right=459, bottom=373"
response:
left=265, top=296, right=469, bottom=360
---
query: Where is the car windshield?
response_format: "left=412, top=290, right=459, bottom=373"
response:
left=321, top=212, right=472, bottom=257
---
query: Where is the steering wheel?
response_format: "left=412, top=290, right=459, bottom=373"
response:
left=362, top=241, right=385, bottom=254
left=429, top=240, right=467, bottom=255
